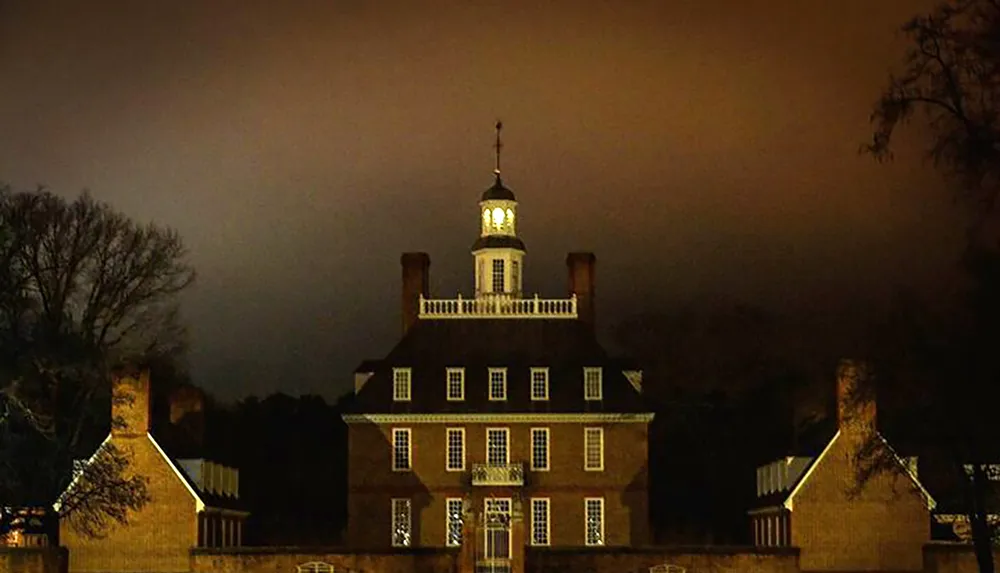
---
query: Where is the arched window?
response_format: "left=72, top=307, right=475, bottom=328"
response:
left=297, top=562, right=335, bottom=573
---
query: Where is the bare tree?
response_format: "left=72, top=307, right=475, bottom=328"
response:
left=0, top=184, right=194, bottom=538
left=864, top=2, right=1000, bottom=570
left=865, top=0, right=1000, bottom=224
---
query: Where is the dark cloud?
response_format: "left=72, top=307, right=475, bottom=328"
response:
left=0, top=0, right=962, bottom=401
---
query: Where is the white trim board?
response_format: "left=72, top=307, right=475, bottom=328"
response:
left=148, top=432, right=206, bottom=512
left=783, top=430, right=936, bottom=512
left=55, top=432, right=206, bottom=514
left=53, top=432, right=114, bottom=513
left=341, top=412, right=654, bottom=424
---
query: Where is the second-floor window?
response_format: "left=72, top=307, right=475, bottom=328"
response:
left=584, top=427, right=604, bottom=471
left=531, top=428, right=550, bottom=471
left=488, top=368, right=507, bottom=401
left=392, top=428, right=411, bottom=471
left=446, top=428, right=465, bottom=471
left=446, top=368, right=465, bottom=401
left=486, top=428, right=510, bottom=466
left=393, top=368, right=411, bottom=402
left=584, top=367, right=603, bottom=401
left=530, top=367, right=549, bottom=401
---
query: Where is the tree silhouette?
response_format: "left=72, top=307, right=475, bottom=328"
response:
left=0, top=184, right=194, bottom=539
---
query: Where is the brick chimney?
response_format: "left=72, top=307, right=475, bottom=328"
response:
left=567, top=252, right=596, bottom=328
left=111, top=367, right=151, bottom=437
left=836, top=359, right=876, bottom=437
left=401, top=252, right=430, bottom=334
left=169, top=384, right=206, bottom=447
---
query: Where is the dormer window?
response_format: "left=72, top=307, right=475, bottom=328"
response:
left=393, top=368, right=411, bottom=402
left=446, top=368, right=465, bottom=401
left=488, top=368, right=507, bottom=401
left=531, top=368, right=549, bottom=401
left=584, top=367, right=603, bottom=401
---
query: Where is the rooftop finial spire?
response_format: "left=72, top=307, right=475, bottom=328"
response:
left=493, top=120, right=503, bottom=178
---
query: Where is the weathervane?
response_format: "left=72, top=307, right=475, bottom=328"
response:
left=494, top=120, right=503, bottom=177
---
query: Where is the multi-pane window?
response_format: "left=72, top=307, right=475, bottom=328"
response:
left=531, top=428, right=550, bottom=471
left=530, top=367, right=549, bottom=401
left=492, top=259, right=505, bottom=293
left=393, top=368, right=411, bottom=402
left=446, top=368, right=465, bottom=401
left=585, top=497, right=605, bottom=546
left=531, top=498, right=550, bottom=546
left=391, top=498, right=412, bottom=547
left=488, top=368, right=507, bottom=401
left=486, top=428, right=510, bottom=466
left=584, top=427, right=604, bottom=471
left=446, top=498, right=464, bottom=547
left=446, top=428, right=465, bottom=471
left=583, top=367, right=603, bottom=401
left=392, top=428, right=411, bottom=471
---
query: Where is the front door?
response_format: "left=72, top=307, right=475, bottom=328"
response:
left=483, top=498, right=511, bottom=560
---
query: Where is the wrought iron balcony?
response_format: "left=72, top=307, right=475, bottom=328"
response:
left=470, top=463, right=524, bottom=486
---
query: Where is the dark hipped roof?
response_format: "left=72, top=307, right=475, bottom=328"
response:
left=347, top=318, right=648, bottom=415
left=481, top=176, right=516, bottom=201
left=471, top=235, right=527, bottom=252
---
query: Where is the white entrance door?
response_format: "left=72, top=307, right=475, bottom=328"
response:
left=483, top=498, right=511, bottom=560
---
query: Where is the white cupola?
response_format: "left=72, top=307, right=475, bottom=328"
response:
left=472, top=122, right=526, bottom=299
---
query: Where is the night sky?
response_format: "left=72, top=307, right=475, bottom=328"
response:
left=0, top=0, right=964, bottom=401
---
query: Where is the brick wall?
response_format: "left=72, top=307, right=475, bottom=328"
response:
left=190, top=547, right=458, bottom=573
left=0, top=547, right=66, bottom=573
left=60, top=435, right=198, bottom=572
left=528, top=546, right=800, bottom=573
left=347, top=419, right=648, bottom=549
left=922, top=542, right=1000, bottom=573
left=790, top=432, right=930, bottom=571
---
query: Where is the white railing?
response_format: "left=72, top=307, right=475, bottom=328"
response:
left=418, top=294, right=577, bottom=319
left=471, top=463, right=525, bottom=486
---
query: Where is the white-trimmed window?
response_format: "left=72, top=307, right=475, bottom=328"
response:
left=391, top=498, right=412, bottom=547
left=584, top=427, right=604, bottom=471
left=486, top=428, right=510, bottom=466
left=488, top=368, right=507, bottom=401
left=446, top=368, right=465, bottom=401
left=531, top=498, right=550, bottom=546
left=393, top=368, right=412, bottom=402
left=446, top=428, right=465, bottom=471
left=392, top=428, right=411, bottom=471
left=492, top=259, right=505, bottom=292
left=584, top=367, right=603, bottom=401
left=446, top=498, right=464, bottom=547
left=530, top=367, right=549, bottom=401
left=531, top=428, right=550, bottom=471
left=585, top=497, right=605, bottom=546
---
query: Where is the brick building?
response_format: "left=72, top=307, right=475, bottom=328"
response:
left=342, top=125, right=654, bottom=570
left=58, top=368, right=248, bottom=572
left=749, top=359, right=937, bottom=571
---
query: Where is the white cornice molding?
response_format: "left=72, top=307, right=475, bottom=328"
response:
left=341, top=412, right=655, bottom=424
